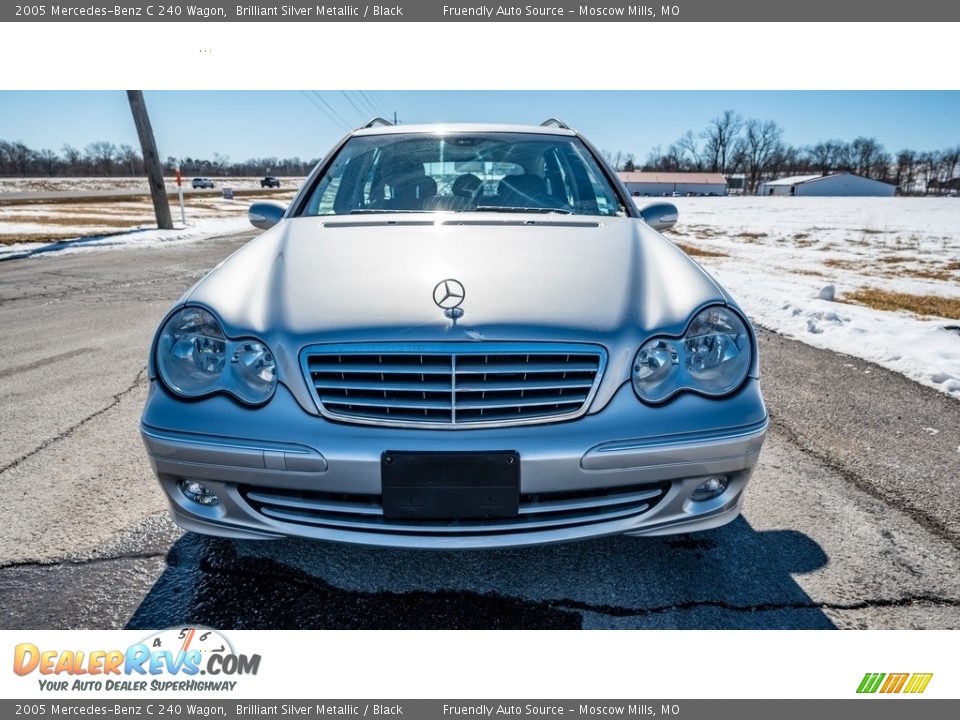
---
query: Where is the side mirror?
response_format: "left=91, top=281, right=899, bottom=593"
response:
left=637, top=201, right=679, bottom=231
left=248, top=201, right=287, bottom=230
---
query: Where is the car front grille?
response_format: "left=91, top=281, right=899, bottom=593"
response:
left=301, top=343, right=606, bottom=428
left=239, top=481, right=670, bottom=538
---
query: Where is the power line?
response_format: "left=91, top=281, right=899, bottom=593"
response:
left=354, top=90, right=380, bottom=117
left=370, top=91, right=392, bottom=116
left=340, top=90, right=368, bottom=122
left=311, top=91, right=354, bottom=130
left=299, top=90, right=351, bottom=132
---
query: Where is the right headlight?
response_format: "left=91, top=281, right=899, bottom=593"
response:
left=632, top=305, right=752, bottom=403
left=156, top=307, right=277, bottom=405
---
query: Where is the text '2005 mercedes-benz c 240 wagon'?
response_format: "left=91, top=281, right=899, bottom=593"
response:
left=141, top=118, right=768, bottom=548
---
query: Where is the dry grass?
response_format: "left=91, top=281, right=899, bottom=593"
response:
left=0, top=214, right=151, bottom=228
left=791, top=269, right=828, bottom=277
left=674, top=241, right=728, bottom=258
left=841, top=287, right=960, bottom=320
left=823, top=258, right=860, bottom=270
left=898, top=267, right=958, bottom=281
left=734, top=231, right=767, bottom=242
left=0, top=231, right=114, bottom=245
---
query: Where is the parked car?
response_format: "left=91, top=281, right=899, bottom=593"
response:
left=191, top=177, right=214, bottom=189
left=142, top=120, right=767, bottom=548
left=261, top=176, right=281, bottom=188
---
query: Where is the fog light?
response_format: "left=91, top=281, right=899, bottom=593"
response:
left=179, top=479, right=219, bottom=506
left=691, top=475, right=729, bottom=501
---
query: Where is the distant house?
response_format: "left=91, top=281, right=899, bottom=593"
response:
left=618, top=172, right=728, bottom=196
left=757, top=172, right=896, bottom=197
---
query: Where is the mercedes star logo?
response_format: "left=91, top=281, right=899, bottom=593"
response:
left=433, top=279, right=465, bottom=310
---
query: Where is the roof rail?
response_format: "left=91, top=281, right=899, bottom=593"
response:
left=540, top=118, right=571, bottom=129
left=362, top=117, right=394, bottom=128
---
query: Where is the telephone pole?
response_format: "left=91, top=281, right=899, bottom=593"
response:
left=127, top=91, right=173, bottom=230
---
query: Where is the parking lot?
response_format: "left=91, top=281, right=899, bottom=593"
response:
left=1, top=230, right=959, bottom=629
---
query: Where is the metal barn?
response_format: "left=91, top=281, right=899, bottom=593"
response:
left=618, top=172, right=728, bottom=197
left=757, top=173, right=896, bottom=197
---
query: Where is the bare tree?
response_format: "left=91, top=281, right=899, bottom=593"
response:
left=0, top=141, right=34, bottom=174
left=61, top=144, right=82, bottom=176
left=808, top=140, right=843, bottom=175
left=702, top=110, right=743, bottom=174
left=850, top=137, right=885, bottom=178
left=737, top=119, right=784, bottom=193
left=676, top=130, right=704, bottom=171
left=117, top=144, right=142, bottom=176
left=84, top=141, right=119, bottom=176
left=35, top=148, right=60, bottom=176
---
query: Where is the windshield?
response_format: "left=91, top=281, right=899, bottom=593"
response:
left=299, top=132, right=625, bottom=217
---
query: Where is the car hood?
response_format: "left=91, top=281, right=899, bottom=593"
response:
left=188, top=213, right=726, bottom=344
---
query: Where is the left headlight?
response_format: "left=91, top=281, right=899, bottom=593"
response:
left=632, top=305, right=752, bottom=403
left=156, top=307, right=277, bottom=405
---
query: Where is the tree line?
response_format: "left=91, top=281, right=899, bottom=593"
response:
left=603, top=111, right=960, bottom=195
left=0, top=140, right=318, bottom=178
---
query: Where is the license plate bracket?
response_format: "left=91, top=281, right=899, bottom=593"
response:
left=381, top=451, right=520, bottom=520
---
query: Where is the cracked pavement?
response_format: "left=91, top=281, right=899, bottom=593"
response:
left=0, top=231, right=958, bottom=629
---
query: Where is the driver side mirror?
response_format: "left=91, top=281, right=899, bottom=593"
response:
left=637, top=201, right=679, bottom=231
left=248, top=201, right=287, bottom=230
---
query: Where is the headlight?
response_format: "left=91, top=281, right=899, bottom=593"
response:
left=229, top=341, right=278, bottom=404
left=632, top=306, right=751, bottom=403
left=156, top=307, right=277, bottom=404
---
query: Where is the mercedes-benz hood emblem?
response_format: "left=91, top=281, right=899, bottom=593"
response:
left=433, top=279, right=465, bottom=310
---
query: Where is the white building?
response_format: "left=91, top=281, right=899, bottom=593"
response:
left=757, top=172, right=896, bottom=197
left=618, top=172, right=728, bottom=196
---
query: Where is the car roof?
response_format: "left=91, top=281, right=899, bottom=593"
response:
left=350, top=123, right=578, bottom=138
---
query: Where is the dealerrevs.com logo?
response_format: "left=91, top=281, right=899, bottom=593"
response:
left=857, top=672, right=933, bottom=694
left=13, top=627, right=261, bottom=692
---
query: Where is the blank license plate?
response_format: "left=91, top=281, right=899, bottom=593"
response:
left=381, top=451, right=520, bottom=520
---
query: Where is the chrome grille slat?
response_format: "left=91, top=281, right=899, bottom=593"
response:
left=319, top=396, right=453, bottom=410
left=301, top=342, right=606, bottom=428
left=455, top=395, right=589, bottom=411
left=454, top=361, right=599, bottom=374
left=245, top=490, right=384, bottom=516
left=518, top=486, right=664, bottom=515
left=455, top=378, right=595, bottom=392
left=258, top=503, right=650, bottom=533
left=240, top=481, right=669, bottom=536
left=315, top=379, right=452, bottom=392
left=308, top=362, right=451, bottom=375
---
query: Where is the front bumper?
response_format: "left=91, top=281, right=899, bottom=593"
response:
left=141, top=378, right=767, bottom=548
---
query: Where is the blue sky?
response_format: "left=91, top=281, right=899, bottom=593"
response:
left=1, top=91, right=958, bottom=162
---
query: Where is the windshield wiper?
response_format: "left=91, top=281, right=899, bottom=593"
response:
left=474, top=206, right=574, bottom=215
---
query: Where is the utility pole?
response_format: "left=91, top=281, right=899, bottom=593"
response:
left=127, top=90, right=173, bottom=230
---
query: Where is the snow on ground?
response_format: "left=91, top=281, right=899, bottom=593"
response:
left=652, top=196, right=960, bottom=399
left=0, top=216, right=252, bottom=261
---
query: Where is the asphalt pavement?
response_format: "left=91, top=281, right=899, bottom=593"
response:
left=0, top=231, right=958, bottom=629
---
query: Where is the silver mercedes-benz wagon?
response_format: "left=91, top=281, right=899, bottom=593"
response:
left=141, top=119, right=767, bottom=548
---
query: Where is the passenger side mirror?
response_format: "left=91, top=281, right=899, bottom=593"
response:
left=637, top=201, right=679, bottom=231
left=248, top=201, right=287, bottom=230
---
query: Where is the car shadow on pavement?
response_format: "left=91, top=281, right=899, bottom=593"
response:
left=126, top=516, right=834, bottom=630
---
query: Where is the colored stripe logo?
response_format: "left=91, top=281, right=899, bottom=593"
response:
left=857, top=672, right=933, bottom=694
